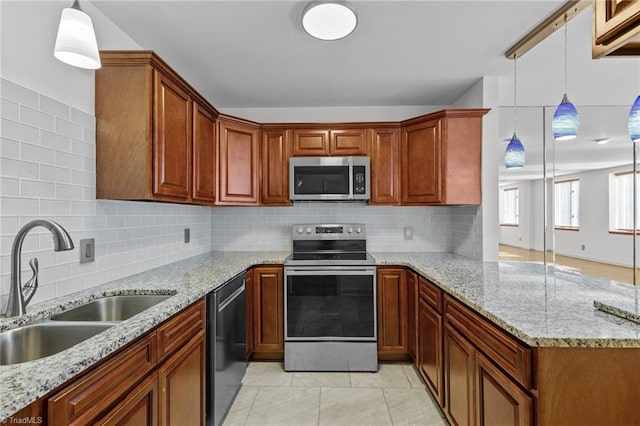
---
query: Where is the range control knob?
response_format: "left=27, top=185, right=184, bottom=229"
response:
left=355, top=226, right=362, bottom=234
left=296, top=226, right=304, bottom=234
left=347, top=227, right=353, bottom=233
left=305, top=227, right=312, bottom=234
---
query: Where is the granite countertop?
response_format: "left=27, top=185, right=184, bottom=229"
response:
left=2, top=250, right=640, bottom=420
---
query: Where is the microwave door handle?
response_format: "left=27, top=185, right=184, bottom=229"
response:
left=348, top=159, right=354, bottom=199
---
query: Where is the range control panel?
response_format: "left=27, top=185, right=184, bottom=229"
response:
left=291, top=223, right=366, bottom=239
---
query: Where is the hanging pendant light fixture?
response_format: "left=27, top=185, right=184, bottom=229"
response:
left=302, top=1, right=358, bottom=40
left=630, top=95, right=640, bottom=143
left=552, top=14, right=578, bottom=141
left=54, top=0, right=101, bottom=69
left=505, top=55, right=525, bottom=169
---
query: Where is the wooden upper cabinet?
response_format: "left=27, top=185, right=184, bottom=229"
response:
left=401, top=110, right=487, bottom=206
left=593, top=0, right=640, bottom=58
left=261, top=129, right=291, bottom=205
left=292, top=129, right=330, bottom=156
left=217, top=117, right=260, bottom=205
left=329, top=128, right=369, bottom=155
left=370, top=128, right=400, bottom=205
left=192, top=102, right=216, bottom=204
left=291, top=127, right=368, bottom=156
left=96, top=51, right=219, bottom=205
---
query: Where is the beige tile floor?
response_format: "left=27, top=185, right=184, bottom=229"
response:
left=223, top=362, right=448, bottom=426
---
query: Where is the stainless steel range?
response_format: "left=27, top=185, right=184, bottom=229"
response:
left=284, top=223, right=377, bottom=372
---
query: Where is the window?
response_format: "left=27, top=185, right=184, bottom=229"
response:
left=554, top=179, right=579, bottom=230
left=611, top=171, right=640, bottom=233
left=501, top=188, right=519, bottom=226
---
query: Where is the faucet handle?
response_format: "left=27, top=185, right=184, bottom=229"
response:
left=23, top=257, right=39, bottom=306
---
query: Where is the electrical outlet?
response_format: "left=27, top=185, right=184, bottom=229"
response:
left=184, top=228, right=190, bottom=243
left=80, top=238, right=95, bottom=264
left=581, top=244, right=585, bottom=251
left=403, top=226, right=413, bottom=240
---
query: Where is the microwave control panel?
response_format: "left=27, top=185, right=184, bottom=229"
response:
left=353, top=165, right=367, bottom=195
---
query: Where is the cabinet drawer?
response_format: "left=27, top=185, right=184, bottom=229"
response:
left=48, top=333, right=157, bottom=425
left=157, top=299, right=205, bottom=361
left=418, top=276, right=442, bottom=312
left=444, top=296, right=532, bottom=389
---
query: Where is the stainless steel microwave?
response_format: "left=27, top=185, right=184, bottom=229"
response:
left=289, top=156, right=370, bottom=201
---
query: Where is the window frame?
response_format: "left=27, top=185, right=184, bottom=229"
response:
left=554, top=178, right=580, bottom=231
left=609, top=171, right=640, bottom=235
left=500, top=187, right=520, bottom=227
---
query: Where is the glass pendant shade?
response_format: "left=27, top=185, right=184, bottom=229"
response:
left=505, top=133, right=525, bottom=169
left=54, top=3, right=101, bottom=69
left=302, top=1, right=357, bottom=40
left=552, top=93, right=579, bottom=140
left=629, top=95, right=640, bottom=143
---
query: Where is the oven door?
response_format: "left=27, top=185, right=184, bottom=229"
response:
left=284, top=266, right=376, bottom=342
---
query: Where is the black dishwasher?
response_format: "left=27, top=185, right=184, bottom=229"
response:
left=206, top=271, right=247, bottom=426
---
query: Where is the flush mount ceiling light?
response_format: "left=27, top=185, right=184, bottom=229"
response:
left=552, top=14, right=579, bottom=141
left=302, top=1, right=357, bottom=41
left=505, top=55, right=525, bottom=169
left=54, top=0, right=101, bottom=69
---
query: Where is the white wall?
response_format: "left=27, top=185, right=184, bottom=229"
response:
left=499, top=181, right=533, bottom=249
left=0, top=3, right=212, bottom=307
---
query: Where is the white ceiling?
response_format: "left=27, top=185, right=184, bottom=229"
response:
left=92, top=0, right=566, bottom=108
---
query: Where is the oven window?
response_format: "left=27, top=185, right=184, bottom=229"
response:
left=293, top=166, right=349, bottom=195
left=286, top=274, right=374, bottom=338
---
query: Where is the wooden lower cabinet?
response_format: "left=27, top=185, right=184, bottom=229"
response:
left=251, top=266, right=284, bottom=360
left=444, top=323, right=475, bottom=426
left=45, top=299, right=206, bottom=426
left=418, top=298, right=443, bottom=406
left=377, top=268, right=409, bottom=360
left=96, top=373, right=159, bottom=426
left=158, top=330, right=206, bottom=426
left=406, top=270, right=418, bottom=361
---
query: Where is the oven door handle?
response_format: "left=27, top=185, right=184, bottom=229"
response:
left=285, top=269, right=375, bottom=276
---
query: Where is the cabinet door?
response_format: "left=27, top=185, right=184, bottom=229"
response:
left=594, top=0, right=640, bottom=45
left=377, top=268, right=408, bottom=359
left=153, top=71, right=192, bottom=200
left=158, top=330, right=206, bottom=426
left=330, top=128, right=368, bottom=155
left=253, top=266, right=284, bottom=359
left=292, top=129, right=330, bottom=156
left=95, top=374, right=158, bottom=426
left=192, top=103, right=216, bottom=204
left=401, top=119, right=442, bottom=205
left=407, top=270, right=418, bottom=362
left=475, top=352, right=532, bottom=426
left=218, top=119, right=260, bottom=205
left=261, top=129, right=291, bottom=205
left=370, top=128, right=400, bottom=205
left=444, top=324, right=475, bottom=426
left=246, top=269, right=255, bottom=359
left=419, top=298, right=443, bottom=406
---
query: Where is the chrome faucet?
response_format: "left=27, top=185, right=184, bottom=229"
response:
left=4, top=220, right=74, bottom=317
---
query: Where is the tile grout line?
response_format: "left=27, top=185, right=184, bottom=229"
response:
left=316, top=386, right=322, bottom=426
left=380, top=386, right=395, bottom=425
left=242, top=384, right=260, bottom=426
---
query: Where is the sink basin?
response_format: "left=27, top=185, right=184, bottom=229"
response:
left=0, top=322, right=114, bottom=365
left=50, top=295, right=171, bottom=322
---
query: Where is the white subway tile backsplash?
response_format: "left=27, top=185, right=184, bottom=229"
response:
left=40, top=164, right=70, bottom=183
left=56, top=184, right=86, bottom=202
left=70, top=107, right=95, bottom=129
left=1, top=137, right=20, bottom=159
left=1, top=158, right=39, bottom=179
left=70, top=169, right=94, bottom=186
left=19, top=105, right=55, bottom=131
left=20, top=142, right=56, bottom=165
left=1, top=118, right=39, bottom=144
left=1, top=99, right=19, bottom=120
left=20, top=180, right=56, bottom=198
left=82, top=127, right=96, bottom=144
left=56, top=151, right=84, bottom=170
left=71, top=139, right=94, bottom=158
left=1, top=79, right=39, bottom=109
left=55, top=118, right=83, bottom=140
left=40, top=199, right=71, bottom=216
left=0, top=217, right=19, bottom=237
left=40, top=95, right=71, bottom=120
left=40, top=130, right=71, bottom=152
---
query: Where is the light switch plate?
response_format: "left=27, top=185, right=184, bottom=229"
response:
left=80, top=238, right=95, bottom=263
left=184, top=228, right=190, bottom=243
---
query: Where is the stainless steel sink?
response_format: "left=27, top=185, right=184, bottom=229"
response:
left=0, top=322, right=114, bottom=365
left=50, top=295, right=171, bottom=322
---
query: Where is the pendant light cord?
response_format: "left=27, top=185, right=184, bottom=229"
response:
left=513, top=54, right=517, bottom=133
left=564, top=13, right=568, bottom=95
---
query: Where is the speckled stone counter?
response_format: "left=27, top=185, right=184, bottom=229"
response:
left=2, top=250, right=640, bottom=421
left=0, top=251, right=287, bottom=422
left=372, top=252, right=640, bottom=348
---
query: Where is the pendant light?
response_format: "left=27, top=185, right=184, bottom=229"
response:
left=54, top=0, right=101, bottom=69
left=302, top=1, right=358, bottom=41
left=505, top=55, right=525, bottom=169
left=552, top=14, right=578, bottom=141
left=630, top=87, right=640, bottom=142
